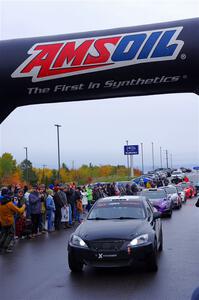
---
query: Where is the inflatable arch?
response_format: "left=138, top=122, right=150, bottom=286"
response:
left=0, top=18, right=199, bottom=123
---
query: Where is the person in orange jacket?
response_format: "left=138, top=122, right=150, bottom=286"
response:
left=0, top=188, right=25, bottom=253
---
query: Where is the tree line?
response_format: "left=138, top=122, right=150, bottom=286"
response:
left=0, top=153, right=142, bottom=186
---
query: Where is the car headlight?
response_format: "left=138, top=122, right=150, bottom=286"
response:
left=70, top=235, right=88, bottom=248
left=129, top=234, right=149, bottom=246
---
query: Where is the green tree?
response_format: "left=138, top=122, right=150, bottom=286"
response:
left=50, top=169, right=58, bottom=184
left=0, top=153, right=17, bottom=181
left=62, top=162, right=69, bottom=171
left=19, top=159, right=38, bottom=185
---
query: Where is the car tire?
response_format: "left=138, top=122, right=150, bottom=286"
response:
left=159, top=229, right=163, bottom=252
left=168, top=209, right=172, bottom=218
left=68, top=253, right=84, bottom=272
left=147, top=241, right=158, bottom=272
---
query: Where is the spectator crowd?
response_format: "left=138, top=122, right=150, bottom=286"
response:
left=0, top=177, right=169, bottom=254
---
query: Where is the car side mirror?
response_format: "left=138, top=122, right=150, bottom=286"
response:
left=153, top=211, right=162, bottom=220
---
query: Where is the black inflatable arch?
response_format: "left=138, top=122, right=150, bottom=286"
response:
left=0, top=18, right=199, bottom=123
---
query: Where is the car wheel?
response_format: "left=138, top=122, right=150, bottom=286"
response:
left=159, top=229, right=163, bottom=252
left=147, top=241, right=158, bottom=272
left=168, top=209, right=172, bottom=218
left=68, top=253, right=84, bottom=272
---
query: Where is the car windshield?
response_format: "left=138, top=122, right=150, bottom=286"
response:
left=172, top=171, right=182, bottom=175
left=165, top=187, right=177, bottom=194
left=141, top=190, right=166, bottom=199
left=87, top=199, right=146, bottom=220
left=180, top=183, right=189, bottom=188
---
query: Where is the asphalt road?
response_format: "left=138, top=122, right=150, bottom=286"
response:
left=1, top=196, right=199, bottom=300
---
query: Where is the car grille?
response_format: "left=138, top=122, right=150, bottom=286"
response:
left=88, top=240, right=125, bottom=251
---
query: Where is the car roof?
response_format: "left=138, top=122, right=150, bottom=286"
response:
left=98, top=195, right=146, bottom=202
left=141, top=188, right=165, bottom=192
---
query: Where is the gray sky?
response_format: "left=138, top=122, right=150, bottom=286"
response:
left=0, top=0, right=199, bottom=170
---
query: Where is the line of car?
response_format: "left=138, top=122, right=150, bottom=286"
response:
left=140, top=181, right=197, bottom=217
left=67, top=173, right=197, bottom=274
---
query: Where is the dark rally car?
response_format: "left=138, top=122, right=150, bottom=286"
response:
left=68, top=196, right=163, bottom=272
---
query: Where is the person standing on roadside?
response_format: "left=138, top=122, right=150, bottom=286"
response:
left=46, top=189, right=56, bottom=232
left=58, top=184, right=68, bottom=228
left=81, top=186, right=88, bottom=213
left=65, top=185, right=77, bottom=224
left=86, top=185, right=93, bottom=211
left=29, top=185, right=41, bottom=238
left=53, top=186, right=64, bottom=230
left=74, top=187, right=83, bottom=223
left=0, top=188, right=25, bottom=253
left=15, top=189, right=26, bottom=239
left=38, top=184, right=47, bottom=233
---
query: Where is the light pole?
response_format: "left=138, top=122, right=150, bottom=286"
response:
left=152, top=142, right=155, bottom=171
left=160, top=146, right=163, bottom=168
left=170, top=153, right=173, bottom=169
left=24, top=147, right=28, bottom=183
left=54, top=124, right=61, bottom=180
left=141, top=142, right=144, bottom=174
left=165, top=149, right=169, bottom=169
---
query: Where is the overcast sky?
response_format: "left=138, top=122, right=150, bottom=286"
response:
left=0, top=0, right=199, bottom=171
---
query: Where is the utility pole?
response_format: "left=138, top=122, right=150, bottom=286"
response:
left=170, top=154, right=173, bottom=169
left=24, top=147, right=28, bottom=183
left=160, top=146, right=163, bottom=168
left=141, top=142, right=144, bottom=174
left=166, top=149, right=169, bottom=169
left=54, top=124, right=61, bottom=180
left=152, top=142, right=155, bottom=171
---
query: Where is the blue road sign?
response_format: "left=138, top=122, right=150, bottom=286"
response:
left=193, top=166, right=199, bottom=170
left=124, top=145, right=139, bottom=155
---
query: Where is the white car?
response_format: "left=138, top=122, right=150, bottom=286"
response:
left=171, top=170, right=185, bottom=179
left=176, top=185, right=186, bottom=203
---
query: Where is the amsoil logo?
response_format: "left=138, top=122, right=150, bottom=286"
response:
left=11, top=27, right=184, bottom=82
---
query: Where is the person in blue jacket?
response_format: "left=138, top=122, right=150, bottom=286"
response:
left=46, top=189, right=55, bottom=232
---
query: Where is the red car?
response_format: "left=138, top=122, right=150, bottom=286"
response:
left=177, top=182, right=197, bottom=199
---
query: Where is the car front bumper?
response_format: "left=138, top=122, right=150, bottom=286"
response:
left=68, top=242, right=154, bottom=268
left=155, top=206, right=171, bottom=215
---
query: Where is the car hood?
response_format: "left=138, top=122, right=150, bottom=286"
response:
left=149, top=198, right=166, bottom=206
left=75, top=219, right=150, bottom=240
left=170, top=193, right=178, bottom=199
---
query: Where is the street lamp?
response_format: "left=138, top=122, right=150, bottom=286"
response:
left=160, top=146, right=163, bottom=168
left=170, top=153, right=173, bottom=169
left=165, top=149, right=169, bottom=169
left=24, top=147, right=28, bottom=183
left=54, top=124, right=61, bottom=180
left=152, top=142, right=155, bottom=171
left=141, top=142, right=144, bottom=174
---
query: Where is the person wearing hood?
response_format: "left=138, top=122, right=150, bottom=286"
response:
left=0, top=188, right=25, bottom=253
left=86, top=185, right=93, bottom=211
